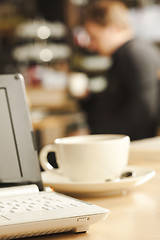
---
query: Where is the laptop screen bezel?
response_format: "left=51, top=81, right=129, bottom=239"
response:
left=0, top=74, right=43, bottom=190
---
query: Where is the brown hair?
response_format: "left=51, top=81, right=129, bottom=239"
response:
left=83, top=0, right=131, bottom=29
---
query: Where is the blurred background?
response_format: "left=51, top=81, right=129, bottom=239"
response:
left=0, top=0, right=160, bottom=151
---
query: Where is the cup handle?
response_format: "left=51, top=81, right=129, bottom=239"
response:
left=39, top=144, right=62, bottom=174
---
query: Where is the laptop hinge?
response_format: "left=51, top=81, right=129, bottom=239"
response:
left=0, top=184, right=39, bottom=198
left=31, top=131, right=38, bottom=151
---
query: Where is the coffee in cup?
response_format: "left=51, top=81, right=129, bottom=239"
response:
left=39, top=134, right=130, bottom=182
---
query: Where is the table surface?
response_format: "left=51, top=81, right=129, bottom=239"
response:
left=24, top=154, right=160, bottom=240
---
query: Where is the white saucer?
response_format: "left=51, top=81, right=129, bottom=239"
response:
left=41, top=166, right=155, bottom=197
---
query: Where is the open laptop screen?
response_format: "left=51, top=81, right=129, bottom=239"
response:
left=0, top=74, right=43, bottom=190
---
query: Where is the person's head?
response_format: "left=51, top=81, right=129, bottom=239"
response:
left=83, top=0, right=133, bottom=56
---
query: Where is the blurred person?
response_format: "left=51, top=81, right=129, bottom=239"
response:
left=76, top=0, right=160, bottom=141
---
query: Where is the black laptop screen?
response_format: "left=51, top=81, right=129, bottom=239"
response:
left=0, top=88, right=22, bottom=180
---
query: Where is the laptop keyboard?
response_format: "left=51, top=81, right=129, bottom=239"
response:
left=0, top=191, right=86, bottom=215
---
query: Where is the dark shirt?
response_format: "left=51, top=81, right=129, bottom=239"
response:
left=79, top=39, right=160, bottom=140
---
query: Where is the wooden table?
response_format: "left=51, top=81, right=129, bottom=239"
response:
left=25, top=150, right=160, bottom=240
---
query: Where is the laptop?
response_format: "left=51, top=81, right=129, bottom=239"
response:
left=0, top=74, right=109, bottom=239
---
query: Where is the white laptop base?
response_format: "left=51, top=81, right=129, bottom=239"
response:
left=0, top=74, right=109, bottom=239
left=0, top=185, right=109, bottom=239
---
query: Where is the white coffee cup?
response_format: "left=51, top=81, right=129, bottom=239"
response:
left=68, top=72, right=88, bottom=97
left=39, top=134, right=130, bottom=182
